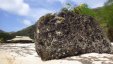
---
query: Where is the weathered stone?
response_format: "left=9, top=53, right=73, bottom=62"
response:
left=35, top=11, right=113, bottom=61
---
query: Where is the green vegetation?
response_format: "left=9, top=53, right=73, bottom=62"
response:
left=0, top=31, right=14, bottom=43
left=0, top=25, right=35, bottom=43
left=102, top=0, right=113, bottom=41
left=12, top=25, right=35, bottom=39
left=0, top=38, right=4, bottom=43
left=73, top=4, right=96, bottom=17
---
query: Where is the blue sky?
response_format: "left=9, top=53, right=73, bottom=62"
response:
left=0, top=0, right=107, bottom=32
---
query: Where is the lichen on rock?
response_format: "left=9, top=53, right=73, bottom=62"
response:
left=35, top=11, right=113, bottom=61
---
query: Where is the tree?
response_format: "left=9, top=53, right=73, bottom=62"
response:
left=72, top=4, right=96, bottom=17
left=98, top=0, right=113, bottom=41
left=0, top=38, right=3, bottom=43
left=0, top=32, right=14, bottom=42
left=104, top=5, right=113, bottom=41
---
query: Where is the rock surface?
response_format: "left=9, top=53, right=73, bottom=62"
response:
left=35, top=11, right=113, bottom=60
left=0, top=43, right=113, bottom=64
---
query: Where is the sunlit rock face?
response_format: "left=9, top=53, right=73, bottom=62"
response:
left=35, top=11, right=113, bottom=61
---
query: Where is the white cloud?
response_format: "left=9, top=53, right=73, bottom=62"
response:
left=29, top=8, right=55, bottom=21
left=47, top=0, right=106, bottom=8
left=0, top=0, right=30, bottom=16
left=59, top=0, right=67, bottom=4
left=47, top=0, right=67, bottom=5
left=71, top=0, right=107, bottom=8
left=91, top=3, right=104, bottom=8
left=23, top=20, right=32, bottom=26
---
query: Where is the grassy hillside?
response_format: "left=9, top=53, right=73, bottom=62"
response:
left=0, top=30, right=4, bottom=33
left=0, top=24, right=35, bottom=42
left=12, top=24, right=36, bottom=39
left=0, top=30, right=14, bottom=42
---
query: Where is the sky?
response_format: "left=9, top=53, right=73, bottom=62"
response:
left=0, top=0, right=107, bottom=32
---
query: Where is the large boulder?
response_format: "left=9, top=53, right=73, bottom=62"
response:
left=35, top=11, right=113, bottom=60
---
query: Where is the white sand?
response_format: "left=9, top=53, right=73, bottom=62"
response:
left=0, top=43, right=113, bottom=64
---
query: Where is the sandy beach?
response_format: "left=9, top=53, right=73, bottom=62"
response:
left=0, top=43, right=113, bottom=64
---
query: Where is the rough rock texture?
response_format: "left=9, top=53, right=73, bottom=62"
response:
left=35, top=11, right=113, bottom=60
left=108, top=27, right=113, bottom=42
